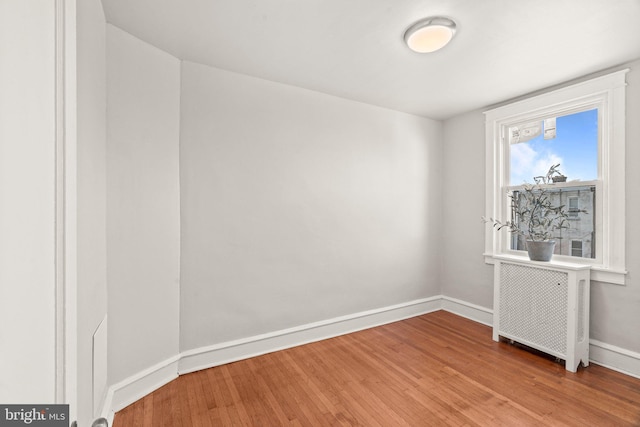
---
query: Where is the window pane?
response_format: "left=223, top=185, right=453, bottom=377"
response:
left=571, top=240, right=583, bottom=257
left=511, top=186, right=596, bottom=259
left=568, top=196, right=579, bottom=217
left=509, top=109, right=598, bottom=185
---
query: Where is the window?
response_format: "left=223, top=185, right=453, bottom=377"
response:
left=484, top=70, right=628, bottom=285
left=509, top=109, right=598, bottom=186
left=510, top=186, right=595, bottom=259
left=507, top=108, right=597, bottom=260
left=571, top=240, right=583, bottom=257
left=568, top=196, right=579, bottom=218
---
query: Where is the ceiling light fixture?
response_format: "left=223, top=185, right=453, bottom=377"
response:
left=404, top=16, right=457, bottom=53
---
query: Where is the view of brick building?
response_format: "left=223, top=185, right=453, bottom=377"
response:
left=511, top=185, right=596, bottom=258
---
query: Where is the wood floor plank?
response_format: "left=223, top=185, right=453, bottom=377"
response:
left=140, top=393, right=154, bottom=427
left=113, top=311, right=640, bottom=426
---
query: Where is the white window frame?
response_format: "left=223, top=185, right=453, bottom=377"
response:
left=484, top=70, right=628, bottom=285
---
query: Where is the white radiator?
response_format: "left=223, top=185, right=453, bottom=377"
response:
left=493, top=256, right=590, bottom=372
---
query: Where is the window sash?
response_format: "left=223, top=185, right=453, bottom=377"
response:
left=506, top=183, right=598, bottom=260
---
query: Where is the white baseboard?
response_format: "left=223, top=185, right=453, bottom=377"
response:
left=100, top=295, right=640, bottom=423
left=441, top=296, right=493, bottom=326
left=101, top=354, right=180, bottom=423
left=178, top=296, right=442, bottom=374
left=589, top=339, right=640, bottom=379
left=100, top=297, right=442, bottom=422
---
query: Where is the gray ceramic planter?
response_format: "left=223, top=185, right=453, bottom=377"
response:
left=526, top=240, right=556, bottom=261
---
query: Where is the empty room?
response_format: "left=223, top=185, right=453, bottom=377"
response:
left=2, top=1, right=640, bottom=426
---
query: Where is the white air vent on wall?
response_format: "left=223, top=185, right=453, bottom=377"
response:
left=493, top=256, right=590, bottom=372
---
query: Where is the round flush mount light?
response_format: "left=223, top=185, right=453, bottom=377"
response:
left=404, top=16, right=457, bottom=53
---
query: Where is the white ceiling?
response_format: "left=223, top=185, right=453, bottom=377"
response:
left=101, top=0, right=640, bottom=120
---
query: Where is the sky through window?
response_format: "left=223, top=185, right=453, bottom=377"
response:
left=510, top=109, right=598, bottom=185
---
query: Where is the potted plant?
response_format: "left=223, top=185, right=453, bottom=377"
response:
left=485, top=164, right=577, bottom=261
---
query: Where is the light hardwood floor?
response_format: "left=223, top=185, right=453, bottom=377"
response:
left=113, top=311, right=640, bottom=426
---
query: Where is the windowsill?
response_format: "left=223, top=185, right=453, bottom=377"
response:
left=484, top=253, right=627, bottom=285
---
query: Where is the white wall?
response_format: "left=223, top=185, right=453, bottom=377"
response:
left=442, top=60, right=640, bottom=355
left=106, top=25, right=181, bottom=384
left=179, top=61, right=443, bottom=351
left=441, top=111, right=494, bottom=308
left=76, top=0, right=108, bottom=423
left=588, top=60, right=640, bottom=352
left=0, top=0, right=56, bottom=403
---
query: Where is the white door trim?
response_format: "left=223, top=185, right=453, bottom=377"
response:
left=55, top=0, right=78, bottom=421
